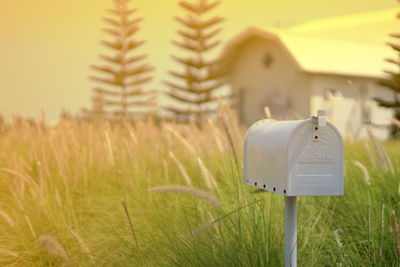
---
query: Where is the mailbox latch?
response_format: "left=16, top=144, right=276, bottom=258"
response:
left=312, top=110, right=326, bottom=142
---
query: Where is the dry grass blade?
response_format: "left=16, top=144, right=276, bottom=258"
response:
left=398, top=183, right=400, bottom=197
left=0, top=168, right=39, bottom=189
left=55, top=189, right=62, bottom=207
left=217, top=98, right=238, bottom=166
left=207, top=119, right=224, bottom=152
left=333, top=229, right=343, bottom=249
left=352, top=160, right=370, bottom=185
left=382, top=199, right=385, bottom=234
left=366, top=128, right=388, bottom=173
left=169, top=151, right=192, bottom=186
left=70, top=228, right=94, bottom=261
left=366, top=128, right=394, bottom=174
left=0, top=209, right=15, bottom=228
left=368, top=199, right=371, bottom=240
left=0, top=248, right=18, bottom=257
left=379, top=198, right=385, bottom=257
left=129, top=130, right=138, bottom=145
left=164, top=125, right=197, bottom=156
left=392, top=210, right=400, bottom=262
left=189, top=221, right=215, bottom=239
left=121, top=201, right=139, bottom=249
left=197, top=157, right=218, bottom=189
left=24, top=214, right=36, bottom=239
left=187, top=199, right=264, bottom=239
left=162, top=159, right=169, bottom=183
left=264, top=106, right=272, bottom=119
left=39, top=235, right=71, bottom=266
left=381, top=146, right=394, bottom=174
left=148, top=185, right=221, bottom=209
left=104, top=131, right=115, bottom=166
left=364, top=142, right=376, bottom=169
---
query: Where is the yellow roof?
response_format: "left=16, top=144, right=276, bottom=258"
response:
left=289, top=8, right=397, bottom=45
left=222, top=8, right=398, bottom=78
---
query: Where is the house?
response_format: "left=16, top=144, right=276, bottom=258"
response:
left=222, top=8, right=398, bottom=139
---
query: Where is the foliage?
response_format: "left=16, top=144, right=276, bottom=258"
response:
left=0, top=107, right=399, bottom=266
left=374, top=7, right=400, bottom=109
left=164, top=0, right=231, bottom=122
left=90, top=0, right=156, bottom=120
left=374, top=9, right=400, bottom=137
left=374, top=9, right=400, bottom=123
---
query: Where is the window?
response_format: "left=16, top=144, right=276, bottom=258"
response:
left=263, top=53, right=274, bottom=68
left=324, top=88, right=342, bottom=100
left=362, top=105, right=372, bottom=124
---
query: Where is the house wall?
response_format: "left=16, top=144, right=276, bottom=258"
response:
left=229, top=36, right=394, bottom=140
left=230, top=37, right=311, bottom=125
left=309, top=74, right=393, bottom=140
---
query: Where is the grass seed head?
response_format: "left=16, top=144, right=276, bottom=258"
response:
left=39, top=234, right=71, bottom=266
left=0, top=209, right=15, bottom=228
left=352, top=160, right=370, bottom=185
left=0, top=248, right=18, bottom=258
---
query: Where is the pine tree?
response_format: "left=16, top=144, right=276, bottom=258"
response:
left=91, top=89, right=106, bottom=120
left=374, top=10, right=400, bottom=108
left=164, top=0, right=230, bottom=122
left=90, top=0, right=156, bottom=120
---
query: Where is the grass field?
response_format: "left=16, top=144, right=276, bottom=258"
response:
left=0, top=108, right=399, bottom=266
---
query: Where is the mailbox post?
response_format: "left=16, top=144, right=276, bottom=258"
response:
left=285, top=196, right=297, bottom=266
left=243, top=110, right=344, bottom=267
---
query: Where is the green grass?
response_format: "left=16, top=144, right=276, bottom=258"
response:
left=0, top=117, right=399, bottom=266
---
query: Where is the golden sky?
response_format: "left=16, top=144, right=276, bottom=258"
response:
left=0, top=0, right=397, bottom=122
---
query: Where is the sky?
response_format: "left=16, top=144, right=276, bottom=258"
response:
left=0, top=0, right=397, bottom=123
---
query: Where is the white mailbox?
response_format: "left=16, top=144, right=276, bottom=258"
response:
left=244, top=110, right=344, bottom=196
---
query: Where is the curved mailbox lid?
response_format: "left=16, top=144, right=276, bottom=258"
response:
left=244, top=119, right=305, bottom=195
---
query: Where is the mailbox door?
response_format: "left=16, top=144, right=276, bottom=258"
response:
left=287, top=120, right=344, bottom=196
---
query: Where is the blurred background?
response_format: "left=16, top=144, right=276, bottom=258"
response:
left=0, top=0, right=396, bottom=124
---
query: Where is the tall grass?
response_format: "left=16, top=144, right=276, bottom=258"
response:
left=0, top=111, right=399, bottom=266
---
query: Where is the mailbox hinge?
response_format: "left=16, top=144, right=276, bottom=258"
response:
left=312, top=110, right=326, bottom=142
